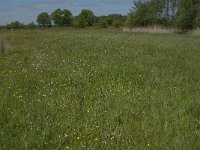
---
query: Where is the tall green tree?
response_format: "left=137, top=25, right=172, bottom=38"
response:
left=51, top=9, right=72, bottom=27
left=51, top=9, right=62, bottom=26
left=126, top=0, right=163, bottom=27
left=37, top=12, right=51, bottom=27
left=61, top=9, right=73, bottom=26
left=177, top=0, right=199, bottom=30
left=79, top=9, right=95, bottom=26
left=126, top=0, right=199, bottom=29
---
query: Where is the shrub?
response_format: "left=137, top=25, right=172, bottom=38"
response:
left=27, top=22, right=36, bottom=29
left=112, top=20, right=122, bottom=28
left=73, top=16, right=86, bottom=28
left=6, top=21, right=24, bottom=29
left=98, top=19, right=108, bottom=28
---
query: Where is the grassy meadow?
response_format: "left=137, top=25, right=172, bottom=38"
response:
left=0, top=28, right=200, bottom=149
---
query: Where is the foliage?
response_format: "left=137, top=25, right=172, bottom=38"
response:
left=73, top=16, right=87, bottom=28
left=126, top=0, right=164, bottom=27
left=194, top=13, right=200, bottom=28
left=106, top=14, right=127, bottom=27
left=6, top=21, right=24, bottom=29
left=26, top=22, right=36, bottom=29
left=0, top=26, right=6, bottom=29
left=3, top=1, right=200, bottom=31
left=98, top=18, right=108, bottom=28
left=126, top=0, right=200, bottom=30
left=176, top=0, right=199, bottom=30
left=79, top=9, right=95, bottom=26
left=112, top=20, right=122, bottom=28
left=61, top=9, right=73, bottom=27
left=51, top=9, right=72, bottom=27
left=37, top=12, right=51, bottom=27
left=51, top=9, right=62, bottom=26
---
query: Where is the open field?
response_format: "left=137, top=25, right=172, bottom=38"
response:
left=0, top=28, right=200, bottom=149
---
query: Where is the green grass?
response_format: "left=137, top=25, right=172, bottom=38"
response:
left=0, top=28, right=200, bottom=149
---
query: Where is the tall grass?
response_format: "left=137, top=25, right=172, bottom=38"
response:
left=123, top=26, right=176, bottom=34
left=0, top=28, right=200, bottom=149
left=0, top=37, right=11, bottom=54
left=190, top=28, right=200, bottom=35
left=123, top=26, right=200, bottom=35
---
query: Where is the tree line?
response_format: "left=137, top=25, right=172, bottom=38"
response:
left=2, top=0, right=200, bottom=31
left=3, top=9, right=127, bottom=29
left=126, top=0, right=200, bottom=31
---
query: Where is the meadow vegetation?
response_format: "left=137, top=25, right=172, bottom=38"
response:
left=0, top=28, right=200, bottom=149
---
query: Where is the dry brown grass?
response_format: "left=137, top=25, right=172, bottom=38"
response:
left=190, top=28, right=200, bottom=35
left=123, top=26, right=177, bottom=34
left=0, top=37, right=11, bottom=54
left=123, top=26, right=200, bottom=36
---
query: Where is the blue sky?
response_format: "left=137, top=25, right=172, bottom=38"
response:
left=0, top=0, right=133, bottom=25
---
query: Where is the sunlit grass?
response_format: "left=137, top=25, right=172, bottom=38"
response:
left=0, top=28, right=200, bottom=149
